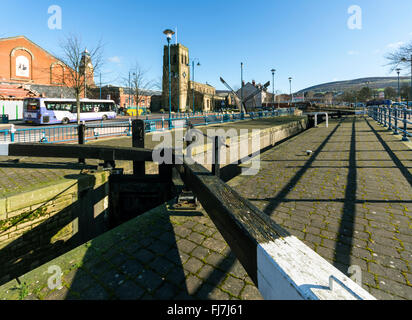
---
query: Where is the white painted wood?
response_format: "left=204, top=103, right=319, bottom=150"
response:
left=0, top=143, right=9, bottom=156
left=257, top=236, right=376, bottom=300
left=314, top=112, right=328, bottom=128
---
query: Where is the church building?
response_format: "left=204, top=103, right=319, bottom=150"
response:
left=161, top=43, right=219, bottom=112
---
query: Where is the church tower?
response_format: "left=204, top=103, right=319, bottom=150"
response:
left=79, top=49, right=95, bottom=88
left=162, top=43, right=190, bottom=112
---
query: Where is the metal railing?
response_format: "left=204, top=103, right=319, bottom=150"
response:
left=0, top=108, right=295, bottom=144
left=368, top=106, right=411, bottom=141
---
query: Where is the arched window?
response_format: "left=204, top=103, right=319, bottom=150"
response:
left=15, top=56, right=30, bottom=77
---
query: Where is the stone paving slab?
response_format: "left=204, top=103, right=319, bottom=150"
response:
left=2, top=114, right=410, bottom=300
left=228, top=115, right=412, bottom=300
left=0, top=202, right=263, bottom=300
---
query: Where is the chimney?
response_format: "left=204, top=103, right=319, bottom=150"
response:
left=252, top=80, right=256, bottom=86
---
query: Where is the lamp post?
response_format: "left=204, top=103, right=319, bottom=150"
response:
left=396, top=68, right=401, bottom=102
left=401, top=55, right=412, bottom=107
left=163, top=29, right=175, bottom=128
left=365, top=81, right=370, bottom=102
left=271, top=69, right=276, bottom=108
left=128, top=71, right=131, bottom=108
left=82, top=49, right=91, bottom=99
left=188, top=59, right=200, bottom=115
left=241, top=62, right=244, bottom=115
left=288, top=77, right=293, bottom=105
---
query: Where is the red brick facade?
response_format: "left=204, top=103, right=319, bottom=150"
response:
left=0, top=36, right=94, bottom=88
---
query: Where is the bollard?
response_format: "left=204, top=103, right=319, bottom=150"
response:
left=132, top=119, right=145, bottom=176
left=380, top=107, right=383, bottom=124
left=394, top=108, right=399, bottom=135
left=10, top=124, right=16, bottom=142
left=402, top=107, right=409, bottom=142
left=78, top=123, right=86, bottom=164
left=212, top=136, right=220, bottom=178
left=127, top=118, right=132, bottom=136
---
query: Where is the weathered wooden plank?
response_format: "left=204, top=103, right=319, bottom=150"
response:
left=2, top=143, right=153, bottom=162
left=175, top=158, right=376, bottom=300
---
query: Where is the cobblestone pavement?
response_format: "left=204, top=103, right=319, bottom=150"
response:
left=228, top=115, right=412, bottom=300
left=0, top=203, right=263, bottom=300
left=1, top=114, right=410, bottom=300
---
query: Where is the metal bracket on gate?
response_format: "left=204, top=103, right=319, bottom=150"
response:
left=172, top=189, right=199, bottom=210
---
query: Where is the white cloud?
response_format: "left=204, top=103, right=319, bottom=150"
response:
left=332, top=78, right=339, bottom=82
left=108, top=56, right=121, bottom=63
left=347, top=50, right=359, bottom=55
left=387, top=41, right=404, bottom=49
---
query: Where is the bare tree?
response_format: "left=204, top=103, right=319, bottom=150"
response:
left=123, top=63, right=156, bottom=118
left=55, top=34, right=104, bottom=124
left=385, top=41, right=412, bottom=73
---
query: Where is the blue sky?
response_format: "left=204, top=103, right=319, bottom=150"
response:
left=1, top=0, right=412, bottom=93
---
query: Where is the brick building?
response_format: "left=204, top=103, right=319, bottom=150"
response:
left=0, top=35, right=93, bottom=97
left=89, top=85, right=160, bottom=109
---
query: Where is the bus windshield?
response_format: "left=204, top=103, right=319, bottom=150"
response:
left=24, top=98, right=40, bottom=111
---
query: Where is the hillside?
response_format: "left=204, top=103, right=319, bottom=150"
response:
left=297, top=77, right=410, bottom=94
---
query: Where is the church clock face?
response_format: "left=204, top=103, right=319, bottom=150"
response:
left=16, top=55, right=30, bottom=77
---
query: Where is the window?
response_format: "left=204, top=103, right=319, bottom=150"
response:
left=24, top=99, right=39, bottom=111
left=91, top=103, right=101, bottom=112
left=99, top=103, right=113, bottom=112
left=81, top=102, right=93, bottom=113
left=45, top=102, right=57, bottom=110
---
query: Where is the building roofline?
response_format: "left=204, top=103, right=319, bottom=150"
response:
left=0, top=35, right=66, bottom=66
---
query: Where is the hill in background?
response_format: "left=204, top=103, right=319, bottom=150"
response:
left=297, top=77, right=410, bottom=94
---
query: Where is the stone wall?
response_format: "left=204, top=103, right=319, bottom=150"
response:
left=0, top=170, right=110, bottom=285
left=187, top=118, right=308, bottom=171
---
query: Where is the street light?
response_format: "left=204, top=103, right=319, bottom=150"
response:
left=396, top=68, right=401, bottom=102
left=288, top=77, right=293, bottom=105
left=401, top=55, right=412, bottom=106
left=271, top=69, right=276, bottom=108
left=128, top=71, right=136, bottom=111
left=128, top=71, right=131, bottom=108
left=187, top=59, right=200, bottom=115
left=83, top=48, right=89, bottom=98
left=163, top=29, right=175, bottom=128
left=241, top=62, right=244, bottom=115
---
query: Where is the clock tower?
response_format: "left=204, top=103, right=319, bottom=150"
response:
left=162, top=43, right=190, bottom=112
left=79, top=49, right=95, bottom=87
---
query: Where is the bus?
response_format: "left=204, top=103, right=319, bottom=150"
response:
left=23, top=98, right=117, bottom=125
